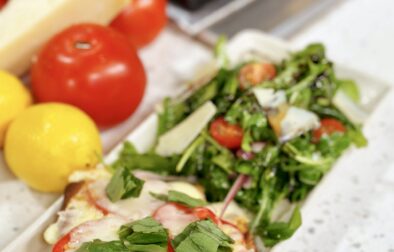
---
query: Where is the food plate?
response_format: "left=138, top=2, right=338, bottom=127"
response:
left=2, top=30, right=390, bottom=252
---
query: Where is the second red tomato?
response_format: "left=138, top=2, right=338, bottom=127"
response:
left=31, top=23, right=146, bottom=127
left=111, top=0, right=167, bottom=48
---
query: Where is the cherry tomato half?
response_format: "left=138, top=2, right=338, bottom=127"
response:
left=0, top=0, right=7, bottom=10
left=31, top=24, right=146, bottom=127
left=209, top=117, right=244, bottom=149
left=312, top=118, right=346, bottom=142
left=238, top=62, right=276, bottom=88
left=111, top=0, right=167, bottom=48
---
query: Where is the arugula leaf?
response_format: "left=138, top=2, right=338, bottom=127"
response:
left=347, top=126, right=368, bottom=147
left=118, top=217, right=168, bottom=252
left=337, top=79, right=360, bottom=102
left=106, top=166, right=144, bottom=202
left=258, top=206, right=302, bottom=247
left=113, top=142, right=179, bottom=174
left=172, top=219, right=234, bottom=252
left=186, top=80, right=219, bottom=112
left=283, top=141, right=333, bottom=172
left=298, top=169, right=322, bottom=185
left=317, top=132, right=351, bottom=158
left=76, top=240, right=128, bottom=252
left=214, top=36, right=229, bottom=68
left=158, top=97, right=188, bottom=136
left=150, top=190, right=207, bottom=208
left=176, top=136, right=204, bottom=173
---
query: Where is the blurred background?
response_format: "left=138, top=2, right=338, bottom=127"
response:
left=169, top=0, right=339, bottom=39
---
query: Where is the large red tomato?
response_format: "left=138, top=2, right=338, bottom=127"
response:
left=31, top=24, right=146, bottom=127
left=0, top=0, right=7, bottom=9
left=110, top=0, right=167, bottom=48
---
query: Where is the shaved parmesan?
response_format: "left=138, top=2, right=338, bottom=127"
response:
left=280, top=106, right=320, bottom=142
left=253, top=87, right=286, bottom=109
left=155, top=101, right=217, bottom=156
left=333, top=90, right=368, bottom=124
left=0, top=0, right=126, bottom=75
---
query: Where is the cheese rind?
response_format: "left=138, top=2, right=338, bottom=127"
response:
left=0, top=0, right=127, bottom=75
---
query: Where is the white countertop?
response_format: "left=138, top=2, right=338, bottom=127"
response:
left=278, top=0, right=394, bottom=251
left=1, top=0, right=394, bottom=250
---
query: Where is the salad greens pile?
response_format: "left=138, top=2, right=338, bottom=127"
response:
left=109, top=43, right=367, bottom=247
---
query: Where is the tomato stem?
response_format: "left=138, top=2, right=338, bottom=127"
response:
left=74, top=41, right=92, bottom=50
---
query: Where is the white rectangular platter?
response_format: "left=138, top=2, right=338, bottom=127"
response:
left=2, top=30, right=390, bottom=252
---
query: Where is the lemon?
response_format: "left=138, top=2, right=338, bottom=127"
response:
left=0, top=70, right=32, bottom=148
left=4, top=103, right=102, bottom=192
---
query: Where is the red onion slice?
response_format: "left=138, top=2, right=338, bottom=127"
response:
left=220, top=174, right=249, bottom=218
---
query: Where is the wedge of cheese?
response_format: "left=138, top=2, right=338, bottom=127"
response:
left=0, top=0, right=127, bottom=75
left=155, top=101, right=217, bottom=156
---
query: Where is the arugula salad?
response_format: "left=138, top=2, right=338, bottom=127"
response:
left=109, top=42, right=367, bottom=248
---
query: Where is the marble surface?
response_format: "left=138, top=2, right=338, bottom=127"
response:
left=1, top=0, right=394, bottom=250
left=275, top=0, right=394, bottom=251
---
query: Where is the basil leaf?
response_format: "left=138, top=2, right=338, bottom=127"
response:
left=150, top=190, right=207, bottom=208
left=172, top=219, right=233, bottom=252
left=76, top=240, right=128, bottom=252
left=106, top=166, right=144, bottom=202
left=119, top=217, right=168, bottom=252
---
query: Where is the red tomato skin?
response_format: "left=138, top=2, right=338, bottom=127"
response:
left=153, top=203, right=219, bottom=224
left=111, top=0, right=167, bottom=48
left=31, top=24, right=146, bottom=127
left=52, top=233, right=71, bottom=252
left=209, top=117, right=244, bottom=149
left=0, top=0, right=7, bottom=9
left=167, top=240, right=175, bottom=252
left=312, top=118, right=346, bottom=142
left=86, top=187, right=111, bottom=215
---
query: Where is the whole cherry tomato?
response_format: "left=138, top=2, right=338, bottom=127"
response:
left=111, top=0, right=167, bottom=48
left=209, top=117, right=244, bottom=149
left=312, top=118, right=346, bottom=142
left=0, top=0, right=7, bottom=9
left=31, top=24, right=146, bottom=127
left=238, top=62, right=276, bottom=88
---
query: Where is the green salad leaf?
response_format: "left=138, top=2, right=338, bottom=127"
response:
left=113, top=142, right=179, bottom=174
left=337, top=79, right=360, bottom=102
left=258, top=206, right=302, bottom=247
left=106, top=166, right=144, bottom=202
left=150, top=190, right=207, bottom=208
left=172, top=219, right=234, bottom=252
left=118, top=217, right=168, bottom=252
left=76, top=240, right=128, bottom=252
